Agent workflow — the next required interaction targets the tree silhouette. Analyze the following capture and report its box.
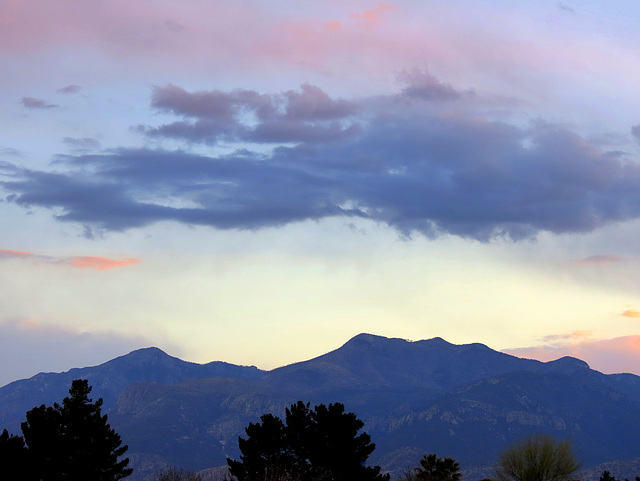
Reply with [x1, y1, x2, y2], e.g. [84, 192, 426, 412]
[0, 428, 31, 477]
[18, 379, 132, 481]
[229, 413, 291, 481]
[406, 454, 461, 481]
[228, 401, 389, 481]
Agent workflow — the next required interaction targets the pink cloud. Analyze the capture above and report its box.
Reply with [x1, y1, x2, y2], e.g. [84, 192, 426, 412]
[0, 0, 628, 105]
[0, 248, 34, 259]
[504, 335, 640, 375]
[69, 256, 140, 271]
[0, 248, 140, 271]
[572, 254, 633, 266]
[325, 21, 343, 31]
[622, 309, 640, 318]
[541, 330, 593, 343]
[350, 3, 398, 28]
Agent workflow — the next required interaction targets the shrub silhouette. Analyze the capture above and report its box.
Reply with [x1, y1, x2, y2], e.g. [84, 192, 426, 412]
[403, 454, 461, 481]
[496, 434, 580, 481]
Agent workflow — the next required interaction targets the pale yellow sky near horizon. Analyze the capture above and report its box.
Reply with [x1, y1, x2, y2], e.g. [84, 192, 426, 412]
[2, 216, 640, 386]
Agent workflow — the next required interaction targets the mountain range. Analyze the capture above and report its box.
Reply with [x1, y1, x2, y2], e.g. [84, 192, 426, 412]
[2, 333, 640, 480]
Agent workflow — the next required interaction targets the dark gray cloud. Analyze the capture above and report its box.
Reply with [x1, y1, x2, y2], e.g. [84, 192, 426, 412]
[4, 82, 640, 241]
[141, 83, 360, 144]
[631, 124, 640, 141]
[57, 85, 82, 94]
[21, 97, 59, 109]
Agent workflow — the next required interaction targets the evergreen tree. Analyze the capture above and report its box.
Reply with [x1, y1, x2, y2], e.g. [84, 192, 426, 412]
[21, 403, 65, 480]
[306, 402, 381, 481]
[228, 401, 389, 481]
[20, 379, 133, 481]
[228, 413, 290, 481]
[0, 428, 31, 477]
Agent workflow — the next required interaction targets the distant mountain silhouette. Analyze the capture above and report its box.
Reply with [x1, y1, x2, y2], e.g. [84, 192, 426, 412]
[0, 346, 263, 432]
[2, 334, 640, 480]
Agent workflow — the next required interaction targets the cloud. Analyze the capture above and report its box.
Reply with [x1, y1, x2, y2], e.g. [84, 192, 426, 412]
[350, 3, 398, 28]
[504, 335, 640, 375]
[541, 330, 593, 343]
[558, 4, 576, 13]
[572, 255, 634, 266]
[0, 147, 22, 157]
[57, 85, 82, 94]
[63, 137, 102, 151]
[622, 309, 640, 318]
[0, 248, 34, 259]
[5, 81, 640, 241]
[0, 248, 140, 271]
[70, 256, 140, 271]
[0, 318, 151, 387]
[20, 97, 58, 109]
[397, 68, 465, 102]
[141, 83, 360, 144]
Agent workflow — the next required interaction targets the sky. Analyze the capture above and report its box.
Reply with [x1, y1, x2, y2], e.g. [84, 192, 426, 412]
[2, 0, 640, 387]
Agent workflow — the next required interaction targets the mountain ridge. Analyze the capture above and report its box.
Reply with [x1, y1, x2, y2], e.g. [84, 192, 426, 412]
[2, 333, 640, 480]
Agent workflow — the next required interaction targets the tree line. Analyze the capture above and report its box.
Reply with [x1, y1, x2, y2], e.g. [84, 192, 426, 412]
[0, 379, 632, 481]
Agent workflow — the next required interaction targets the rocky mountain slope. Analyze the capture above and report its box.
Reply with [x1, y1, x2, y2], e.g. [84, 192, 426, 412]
[2, 334, 640, 480]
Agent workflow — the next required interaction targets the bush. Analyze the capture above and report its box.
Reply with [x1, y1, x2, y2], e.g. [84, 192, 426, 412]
[495, 434, 580, 481]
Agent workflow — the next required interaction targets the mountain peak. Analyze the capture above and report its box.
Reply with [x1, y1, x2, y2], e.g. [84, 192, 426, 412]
[344, 333, 409, 347]
[120, 346, 170, 359]
[545, 355, 591, 373]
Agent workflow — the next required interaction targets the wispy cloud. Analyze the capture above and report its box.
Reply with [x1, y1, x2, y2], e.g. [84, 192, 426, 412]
[63, 137, 102, 151]
[70, 256, 140, 271]
[350, 3, 398, 28]
[622, 309, 640, 318]
[0, 147, 22, 157]
[57, 85, 82, 94]
[20, 97, 58, 109]
[541, 330, 593, 343]
[0, 248, 34, 259]
[572, 255, 634, 266]
[0, 248, 140, 271]
[558, 4, 576, 13]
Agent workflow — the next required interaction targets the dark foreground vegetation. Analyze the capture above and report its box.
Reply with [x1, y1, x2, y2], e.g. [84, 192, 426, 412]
[0, 379, 637, 481]
[0, 379, 131, 480]
[227, 400, 389, 481]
